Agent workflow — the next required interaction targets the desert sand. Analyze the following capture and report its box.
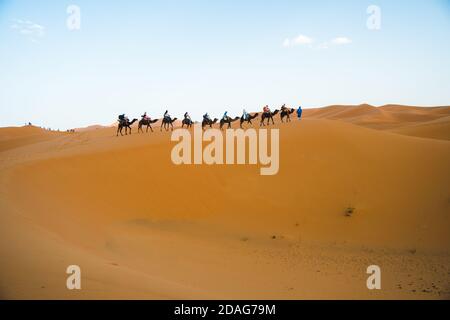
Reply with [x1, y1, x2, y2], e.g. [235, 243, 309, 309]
[0, 104, 449, 299]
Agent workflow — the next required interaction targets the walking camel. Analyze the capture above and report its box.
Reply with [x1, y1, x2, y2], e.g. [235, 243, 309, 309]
[280, 108, 295, 123]
[161, 117, 178, 131]
[182, 118, 194, 129]
[260, 110, 279, 126]
[220, 116, 240, 130]
[138, 118, 159, 133]
[240, 113, 259, 129]
[117, 118, 138, 136]
[202, 118, 218, 130]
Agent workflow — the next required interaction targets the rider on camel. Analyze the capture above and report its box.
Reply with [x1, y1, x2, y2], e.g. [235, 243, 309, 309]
[118, 114, 128, 122]
[222, 111, 229, 122]
[242, 109, 249, 120]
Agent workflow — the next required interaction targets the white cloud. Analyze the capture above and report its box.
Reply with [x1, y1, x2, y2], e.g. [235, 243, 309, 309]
[331, 37, 352, 45]
[10, 19, 45, 40]
[283, 34, 313, 47]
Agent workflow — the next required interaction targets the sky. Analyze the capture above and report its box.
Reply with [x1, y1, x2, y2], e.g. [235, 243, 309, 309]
[0, 0, 450, 129]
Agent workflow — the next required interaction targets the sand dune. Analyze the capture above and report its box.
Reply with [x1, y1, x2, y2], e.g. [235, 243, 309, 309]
[305, 104, 450, 134]
[0, 105, 449, 299]
[387, 116, 450, 141]
[0, 126, 64, 153]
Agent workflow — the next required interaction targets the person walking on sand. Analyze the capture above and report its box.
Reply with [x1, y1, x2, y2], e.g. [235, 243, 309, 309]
[297, 106, 303, 120]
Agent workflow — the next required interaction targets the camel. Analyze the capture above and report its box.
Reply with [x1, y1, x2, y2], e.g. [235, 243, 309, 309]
[240, 113, 259, 129]
[260, 110, 279, 126]
[117, 118, 138, 136]
[138, 118, 159, 133]
[160, 117, 178, 131]
[219, 116, 240, 130]
[280, 108, 295, 123]
[202, 118, 218, 130]
[182, 118, 194, 129]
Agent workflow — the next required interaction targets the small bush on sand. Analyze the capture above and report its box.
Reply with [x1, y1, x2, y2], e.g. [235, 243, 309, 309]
[345, 207, 355, 217]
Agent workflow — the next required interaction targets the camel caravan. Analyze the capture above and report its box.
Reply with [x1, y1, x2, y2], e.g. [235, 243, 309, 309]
[117, 104, 303, 136]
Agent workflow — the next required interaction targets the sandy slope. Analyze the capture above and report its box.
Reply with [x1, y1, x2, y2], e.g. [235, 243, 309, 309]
[0, 105, 449, 299]
[305, 104, 450, 137]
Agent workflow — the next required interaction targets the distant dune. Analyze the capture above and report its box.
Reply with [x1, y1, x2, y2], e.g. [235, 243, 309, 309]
[74, 124, 114, 132]
[305, 104, 450, 135]
[0, 104, 449, 299]
[0, 126, 61, 153]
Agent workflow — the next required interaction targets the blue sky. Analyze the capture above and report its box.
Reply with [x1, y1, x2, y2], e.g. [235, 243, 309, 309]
[0, 0, 449, 129]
